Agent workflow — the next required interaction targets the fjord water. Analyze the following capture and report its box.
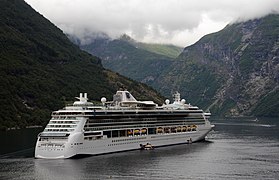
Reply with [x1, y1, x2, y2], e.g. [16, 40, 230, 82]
[0, 118, 278, 179]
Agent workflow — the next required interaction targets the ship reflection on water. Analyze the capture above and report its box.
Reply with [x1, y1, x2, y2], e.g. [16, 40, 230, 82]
[33, 141, 213, 179]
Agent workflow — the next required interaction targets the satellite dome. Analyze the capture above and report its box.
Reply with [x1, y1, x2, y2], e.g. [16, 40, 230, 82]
[165, 99, 170, 105]
[101, 97, 107, 105]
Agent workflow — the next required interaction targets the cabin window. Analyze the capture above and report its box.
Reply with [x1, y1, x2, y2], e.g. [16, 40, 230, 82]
[112, 130, 118, 138]
[125, 92, 130, 99]
[120, 130, 126, 137]
[148, 128, 156, 134]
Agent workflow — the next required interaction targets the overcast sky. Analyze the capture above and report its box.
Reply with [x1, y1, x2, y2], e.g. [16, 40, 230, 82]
[25, 0, 279, 47]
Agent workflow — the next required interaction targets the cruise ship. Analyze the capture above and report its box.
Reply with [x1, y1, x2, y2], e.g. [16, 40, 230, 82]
[35, 91, 214, 159]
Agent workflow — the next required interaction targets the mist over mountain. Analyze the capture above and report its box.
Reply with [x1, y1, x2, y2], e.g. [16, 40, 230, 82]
[25, 0, 279, 47]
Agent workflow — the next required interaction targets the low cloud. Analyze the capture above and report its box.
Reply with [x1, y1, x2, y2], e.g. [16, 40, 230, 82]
[25, 0, 279, 46]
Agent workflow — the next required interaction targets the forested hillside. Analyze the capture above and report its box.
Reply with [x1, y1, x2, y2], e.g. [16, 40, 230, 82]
[74, 34, 181, 85]
[0, 0, 164, 130]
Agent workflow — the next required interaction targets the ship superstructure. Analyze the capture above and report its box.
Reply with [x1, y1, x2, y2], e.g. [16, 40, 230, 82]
[35, 91, 214, 159]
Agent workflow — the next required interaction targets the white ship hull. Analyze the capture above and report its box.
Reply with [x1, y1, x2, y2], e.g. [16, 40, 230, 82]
[35, 124, 213, 159]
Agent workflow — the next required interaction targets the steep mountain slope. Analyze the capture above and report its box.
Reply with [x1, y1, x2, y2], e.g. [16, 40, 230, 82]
[77, 14, 279, 117]
[77, 34, 180, 85]
[0, 0, 164, 130]
[156, 14, 279, 117]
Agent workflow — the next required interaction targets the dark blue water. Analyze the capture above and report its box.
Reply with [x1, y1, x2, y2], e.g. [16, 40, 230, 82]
[0, 118, 278, 179]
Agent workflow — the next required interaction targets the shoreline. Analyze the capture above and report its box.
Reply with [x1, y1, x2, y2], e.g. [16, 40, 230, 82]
[5, 125, 43, 131]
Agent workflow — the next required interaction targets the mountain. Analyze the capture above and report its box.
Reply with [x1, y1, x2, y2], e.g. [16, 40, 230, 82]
[75, 34, 182, 85]
[118, 34, 182, 58]
[0, 0, 164, 130]
[78, 14, 279, 117]
[156, 14, 279, 117]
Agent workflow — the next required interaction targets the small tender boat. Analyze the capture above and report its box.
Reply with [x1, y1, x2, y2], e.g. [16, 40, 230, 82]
[140, 143, 154, 150]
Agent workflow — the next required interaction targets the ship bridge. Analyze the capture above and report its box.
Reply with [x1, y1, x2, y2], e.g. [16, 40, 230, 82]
[108, 90, 157, 109]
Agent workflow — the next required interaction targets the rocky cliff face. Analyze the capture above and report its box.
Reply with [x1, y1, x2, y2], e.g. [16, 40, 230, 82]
[156, 14, 279, 117]
[74, 14, 279, 117]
